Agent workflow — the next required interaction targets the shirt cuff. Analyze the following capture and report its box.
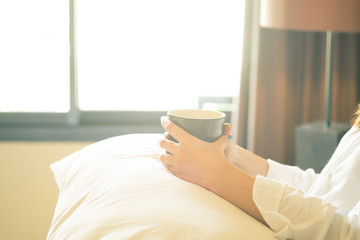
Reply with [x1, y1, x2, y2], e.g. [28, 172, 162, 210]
[253, 176, 292, 235]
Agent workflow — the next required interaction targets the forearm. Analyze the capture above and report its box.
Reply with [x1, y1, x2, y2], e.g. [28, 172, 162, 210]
[224, 143, 269, 178]
[206, 161, 267, 225]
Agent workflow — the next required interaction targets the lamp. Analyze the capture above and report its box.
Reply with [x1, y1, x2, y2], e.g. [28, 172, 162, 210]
[260, 0, 360, 128]
[259, 0, 360, 171]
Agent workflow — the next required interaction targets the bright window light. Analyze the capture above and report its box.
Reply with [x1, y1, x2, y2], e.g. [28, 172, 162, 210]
[77, 0, 245, 111]
[0, 0, 244, 113]
[0, 0, 69, 112]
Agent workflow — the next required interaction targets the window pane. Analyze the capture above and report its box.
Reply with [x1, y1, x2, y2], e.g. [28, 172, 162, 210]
[77, 0, 244, 111]
[0, 0, 69, 112]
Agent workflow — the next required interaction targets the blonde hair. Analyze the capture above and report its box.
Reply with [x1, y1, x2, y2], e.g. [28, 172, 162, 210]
[352, 104, 360, 128]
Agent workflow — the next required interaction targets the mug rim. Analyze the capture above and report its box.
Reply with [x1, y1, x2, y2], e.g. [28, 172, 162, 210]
[167, 109, 226, 120]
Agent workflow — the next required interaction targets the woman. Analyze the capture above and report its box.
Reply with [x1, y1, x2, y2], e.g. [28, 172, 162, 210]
[159, 105, 360, 240]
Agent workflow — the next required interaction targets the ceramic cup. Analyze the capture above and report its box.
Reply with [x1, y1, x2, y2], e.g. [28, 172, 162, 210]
[167, 109, 226, 142]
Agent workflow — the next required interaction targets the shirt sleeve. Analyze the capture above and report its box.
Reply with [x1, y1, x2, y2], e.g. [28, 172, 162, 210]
[266, 159, 319, 193]
[253, 176, 360, 240]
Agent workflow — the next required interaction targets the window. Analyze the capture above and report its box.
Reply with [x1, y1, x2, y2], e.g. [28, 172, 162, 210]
[0, 0, 245, 140]
[0, 0, 69, 112]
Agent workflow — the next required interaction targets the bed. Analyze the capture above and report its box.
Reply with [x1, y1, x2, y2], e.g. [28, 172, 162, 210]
[46, 133, 275, 239]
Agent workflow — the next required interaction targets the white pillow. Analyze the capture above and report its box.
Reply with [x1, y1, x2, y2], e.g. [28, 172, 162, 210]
[47, 134, 275, 240]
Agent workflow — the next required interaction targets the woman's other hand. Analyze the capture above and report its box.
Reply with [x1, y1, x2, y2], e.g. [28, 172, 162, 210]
[159, 117, 232, 190]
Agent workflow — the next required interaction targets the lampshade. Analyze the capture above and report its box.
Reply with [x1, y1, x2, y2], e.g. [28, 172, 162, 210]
[260, 0, 360, 32]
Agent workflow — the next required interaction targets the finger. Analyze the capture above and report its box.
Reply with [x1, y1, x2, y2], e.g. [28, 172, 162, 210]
[163, 161, 177, 174]
[163, 132, 171, 140]
[223, 123, 232, 136]
[158, 135, 178, 154]
[160, 151, 176, 168]
[160, 117, 195, 143]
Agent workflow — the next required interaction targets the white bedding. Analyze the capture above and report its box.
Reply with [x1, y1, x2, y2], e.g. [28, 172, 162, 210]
[47, 134, 275, 239]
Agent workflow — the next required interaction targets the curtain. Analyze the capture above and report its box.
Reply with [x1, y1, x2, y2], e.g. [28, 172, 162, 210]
[235, 0, 360, 165]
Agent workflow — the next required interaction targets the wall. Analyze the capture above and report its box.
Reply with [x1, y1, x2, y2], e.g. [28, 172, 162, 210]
[0, 142, 91, 240]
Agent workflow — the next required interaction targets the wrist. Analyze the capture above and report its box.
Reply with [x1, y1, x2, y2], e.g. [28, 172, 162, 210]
[206, 160, 235, 194]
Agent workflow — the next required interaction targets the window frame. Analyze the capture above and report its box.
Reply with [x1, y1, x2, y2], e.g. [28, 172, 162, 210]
[0, 0, 233, 141]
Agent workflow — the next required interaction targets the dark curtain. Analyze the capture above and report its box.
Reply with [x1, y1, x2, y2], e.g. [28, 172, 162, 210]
[235, 0, 360, 165]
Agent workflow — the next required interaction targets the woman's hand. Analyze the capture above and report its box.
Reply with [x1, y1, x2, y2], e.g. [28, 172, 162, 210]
[159, 117, 232, 189]
[159, 117, 267, 224]
[159, 117, 266, 224]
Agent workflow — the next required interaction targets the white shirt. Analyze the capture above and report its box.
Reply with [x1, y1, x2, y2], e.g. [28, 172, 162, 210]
[253, 126, 360, 240]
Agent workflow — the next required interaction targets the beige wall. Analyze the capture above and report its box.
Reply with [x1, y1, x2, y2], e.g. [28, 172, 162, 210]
[0, 142, 91, 240]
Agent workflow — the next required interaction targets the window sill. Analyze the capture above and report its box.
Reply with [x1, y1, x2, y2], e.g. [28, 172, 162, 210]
[0, 109, 232, 141]
[0, 124, 164, 141]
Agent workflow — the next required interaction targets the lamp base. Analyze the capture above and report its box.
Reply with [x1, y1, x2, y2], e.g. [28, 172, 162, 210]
[294, 121, 350, 173]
